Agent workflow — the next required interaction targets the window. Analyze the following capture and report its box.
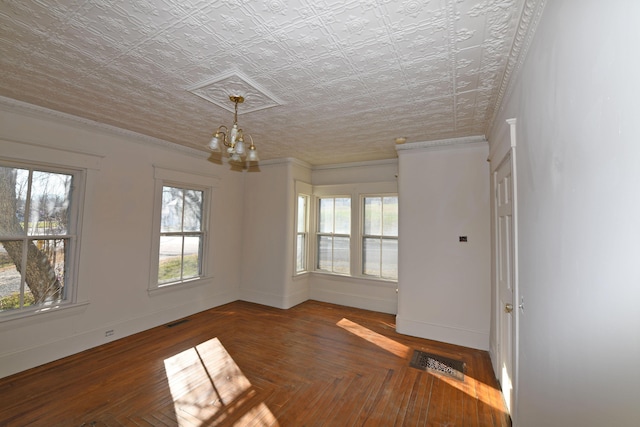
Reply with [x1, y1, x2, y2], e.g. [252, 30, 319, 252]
[316, 197, 351, 275]
[157, 185, 204, 286]
[0, 163, 81, 313]
[362, 196, 398, 280]
[150, 166, 214, 291]
[310, 182, 398, 282]
[295, 194, 309, 273]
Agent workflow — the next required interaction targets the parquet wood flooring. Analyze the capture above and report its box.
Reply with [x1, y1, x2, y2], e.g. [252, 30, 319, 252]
[0, 300, 510, 426]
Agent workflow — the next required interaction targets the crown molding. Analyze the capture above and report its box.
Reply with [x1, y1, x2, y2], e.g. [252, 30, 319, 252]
[395, 135, 487, 154]
[311, 158, 398, 172]
[487, 0, 547, 138]
[0, 96, 209, 159]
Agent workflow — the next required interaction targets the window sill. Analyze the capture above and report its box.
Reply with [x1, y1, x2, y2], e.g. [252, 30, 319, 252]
[0, 300, 90, 329]
[310, 271, 398, 287]
[148, 276, 213, 296]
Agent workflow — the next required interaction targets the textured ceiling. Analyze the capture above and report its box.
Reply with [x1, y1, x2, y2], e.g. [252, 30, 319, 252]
[0, 0, 539, 166]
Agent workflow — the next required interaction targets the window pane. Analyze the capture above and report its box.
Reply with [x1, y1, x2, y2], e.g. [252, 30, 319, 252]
[28, 239, 66, 304]
[382, 197, 398, 236]
[296, 234, 306, 272]
[333, 236, 350, 274]
[364, 197, 382, 235]
[334, 198, 351, 234]
[363, 237, 381, 276]
[161, 187, 183, 232]
[0, 241, 22, 312]
[158, 235, 183, 284]
[297, 196, 307, 233]
[28, 171, 72, 235]
[28, 171, 72, 236]
[182, 236, 201, 279]
[318, 199, 334, 233]
[0, 238, 67, 310]
[183, 190, 203, 232]
[381, 239, 398, 280]
[0, 167, 28, 237]
[317, 235, 332, 271]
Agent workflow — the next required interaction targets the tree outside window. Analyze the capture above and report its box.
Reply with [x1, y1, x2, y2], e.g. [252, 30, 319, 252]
[0, 165, 75, 312]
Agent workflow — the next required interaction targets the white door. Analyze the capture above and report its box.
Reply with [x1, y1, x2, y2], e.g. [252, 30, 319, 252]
[495, 154, 515, 414]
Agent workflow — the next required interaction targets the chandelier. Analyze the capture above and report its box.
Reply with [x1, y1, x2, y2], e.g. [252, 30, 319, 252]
[208, 95, 259, 163]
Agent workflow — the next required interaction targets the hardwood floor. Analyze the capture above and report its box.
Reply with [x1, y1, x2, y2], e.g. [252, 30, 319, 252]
[0, 300, 510, 426]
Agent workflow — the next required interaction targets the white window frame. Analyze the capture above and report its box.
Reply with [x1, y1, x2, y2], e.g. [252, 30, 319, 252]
[361, 194, 399, 280]
[294, 181, 312, 275]
[0, 153, 93, 322]
[310, 182, 398, 282]
[315, 194, 352, 276]
[149, 166, 216, 293]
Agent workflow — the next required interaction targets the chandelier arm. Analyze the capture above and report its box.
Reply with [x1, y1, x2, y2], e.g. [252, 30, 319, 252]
[218, 131, 228, 146]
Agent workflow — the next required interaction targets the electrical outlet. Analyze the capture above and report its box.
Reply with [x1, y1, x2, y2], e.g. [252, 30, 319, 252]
[105, 329, 114, 337]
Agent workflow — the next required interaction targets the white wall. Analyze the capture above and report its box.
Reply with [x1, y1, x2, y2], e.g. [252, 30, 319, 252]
[240, 159, 311, 309]
[396, 140, 491, 350]
[0, 100, 244, 378]
[488, 1, 640, 425]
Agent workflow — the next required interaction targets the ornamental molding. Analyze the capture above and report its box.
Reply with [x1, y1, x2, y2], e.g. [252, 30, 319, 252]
[395, 135, 488, 154]
[186, 71, 283, 114]
[488, 0, 547, 136]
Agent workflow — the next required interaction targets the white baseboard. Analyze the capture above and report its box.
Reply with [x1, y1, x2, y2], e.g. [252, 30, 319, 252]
[310, 287, 397, 314]
[240, 288, 288, 309]
[396, 315, 489, 351]
[0, 290, 237, 379]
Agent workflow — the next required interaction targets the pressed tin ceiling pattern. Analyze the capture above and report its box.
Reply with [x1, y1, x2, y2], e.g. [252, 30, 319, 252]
[0, 0, 542, 165]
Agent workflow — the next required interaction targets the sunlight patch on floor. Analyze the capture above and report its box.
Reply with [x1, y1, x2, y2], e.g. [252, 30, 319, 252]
[337, 317, 509, 416]
[163, 337, 279, 426]
[337, 318, 411, 358]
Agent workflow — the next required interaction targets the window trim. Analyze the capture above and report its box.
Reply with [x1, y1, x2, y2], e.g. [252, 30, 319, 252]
[294, 181, 312, 276]
[295, 195, 309, 274]
[148, 166, 217, 293]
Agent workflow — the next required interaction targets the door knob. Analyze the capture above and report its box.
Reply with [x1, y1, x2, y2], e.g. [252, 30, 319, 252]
[505, 303, 513, 313]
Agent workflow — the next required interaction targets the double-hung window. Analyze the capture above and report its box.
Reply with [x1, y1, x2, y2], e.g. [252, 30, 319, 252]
[0, 163, 82, 313]
[316, 197, 351, 275]
[150, 167, 212, 291]
[295, 194, 309, 274]
[309, 182, 398, 281]
[158, 185, 204, 285]
[362, 196, 398, 280]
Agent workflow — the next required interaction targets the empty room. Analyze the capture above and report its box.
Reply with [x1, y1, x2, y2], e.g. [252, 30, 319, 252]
[1, 1, 638, 426]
